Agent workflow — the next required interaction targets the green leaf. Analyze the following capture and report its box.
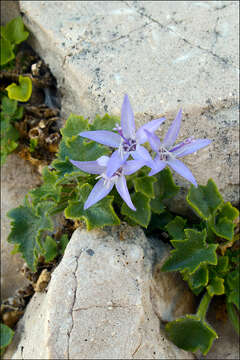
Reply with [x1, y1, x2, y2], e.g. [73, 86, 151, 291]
[166, 216, 187, 240]
[6, 75, 32, 102]
[29, 138, 38, 153]
[60, 113, 88, 138]
[207, 276, 225, 297]
[2, 16, 29, 46]
[65, 184, 120, 230]
[121, 192, 151, 228]
[161, 229, 218, 274]
[90, 113, 119, 131]
[216, 256, 229, 274]
[165, 315, 218, 355]
[154, 167, 179, 200]
[7, 201, 54, 271]
[147, 211, 174, 232]
[183, 265, 209, 292]
[0, 36, 15, 65]
[1, 96, 17, 115]
[30, 167, 62, 205]
[0, 323, 14, 350]
[133, 175, 157, 198]
[43, 236, 58, 262]
[210, 203, 239, 241]
[187, 179, 223, 220]
[150, 197, 165, 214]
[59, 234, 69, 255]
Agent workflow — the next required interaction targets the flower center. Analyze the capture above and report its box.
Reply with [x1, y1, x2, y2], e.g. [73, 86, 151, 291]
[96, 167, 123, 188]
[158, 146, 174, 161]
[113, 124, 137, 155]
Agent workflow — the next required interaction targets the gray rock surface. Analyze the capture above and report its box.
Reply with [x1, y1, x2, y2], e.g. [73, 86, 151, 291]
[5, 225, 195, 359]
[1, 154, 41, 300]
[18, 0, 239, 206]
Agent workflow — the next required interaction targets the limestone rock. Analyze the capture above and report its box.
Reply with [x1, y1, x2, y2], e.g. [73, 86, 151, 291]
[1, 154, 41, 301]
[6, 225, 195, 359]
[18, 1, 239, 205]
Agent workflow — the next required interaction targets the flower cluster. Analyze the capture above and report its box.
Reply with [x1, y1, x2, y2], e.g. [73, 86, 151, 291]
[70, 94, 211, 211]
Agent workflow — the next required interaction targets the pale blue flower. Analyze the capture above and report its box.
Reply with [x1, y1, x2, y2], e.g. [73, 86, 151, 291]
[145, 109, 212, 187]
[79, 94, 165, 177]
[70, 155, 146, 210]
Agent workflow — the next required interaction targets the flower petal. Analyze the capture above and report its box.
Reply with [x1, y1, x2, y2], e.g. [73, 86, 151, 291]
[116, 175, 136, 211]
[136, 117, 165, 144]
[123, 159, 147, 175]
[163, 109, 182, 148]
[96, 155, 110, 167]
[148, 158, 166, 176]
[144, 129, 161, 152]
[121, 94, 135, 139]
[105, 150, 129, 178]
[70, 159, 105, 174]
[167, 158, 197, 187]
[173, 139, 212, 158]
[132, 145, 152, 163]
[84, 178, 114, 210]
[79, 130, 121, 147]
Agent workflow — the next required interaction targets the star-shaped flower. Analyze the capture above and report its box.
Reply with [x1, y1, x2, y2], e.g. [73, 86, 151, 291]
[78, 94, 165, 177]
[70, 155, 146, 210]
[145, 109, 212, 187]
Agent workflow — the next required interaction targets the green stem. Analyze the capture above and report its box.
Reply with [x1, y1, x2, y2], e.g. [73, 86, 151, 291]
[196, 292, 212, 320]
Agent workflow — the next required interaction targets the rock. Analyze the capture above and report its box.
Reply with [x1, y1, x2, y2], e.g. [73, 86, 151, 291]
[1, 154, 41, 301]
[18, 1, 239, 206]
[5, 225, 195, 359]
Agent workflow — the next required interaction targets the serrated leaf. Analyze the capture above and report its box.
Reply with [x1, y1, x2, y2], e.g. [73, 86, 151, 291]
[65, 184, 120, 230]
[7, 201, 54, 271]
[90, 113, 119, 131]
[1, 96, 17, 115]
[216, 256, 229, 273]
[187, 179, 223, 220]
[0, 36, 15, 65]
[154, 167, 179, 200]
[207, 276, 225, 296]
[2, 16, 29, 46]
[183, 264, 209, 291]
[0, 323, 14, 350]
[147, 211, 174, 232]
[43, 236, 58, 262]
[166, 216, 187, 240]
[150, 198, 165, 214]
[6, 75, 32, 102]
[133, 175, 157, 198]
[121, 192, 151, 228]
[165, 315, 218, 355]
[161, 229, 218, 274]
[210, 203, 239, 241]
[30, 167, 62, 205]
[60, 114, 88, 138]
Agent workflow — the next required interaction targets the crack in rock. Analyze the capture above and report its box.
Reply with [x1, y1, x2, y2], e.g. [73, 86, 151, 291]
[66, 252, 82, 360]
[123, 1, 238, 71]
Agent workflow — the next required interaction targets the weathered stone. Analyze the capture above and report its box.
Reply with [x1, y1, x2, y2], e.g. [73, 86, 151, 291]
[1, 154, 41, 301]
[18, 1, 239, 206]
[6, 225, 195, 359]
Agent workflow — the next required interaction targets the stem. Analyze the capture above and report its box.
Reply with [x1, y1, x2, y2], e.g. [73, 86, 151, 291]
[196, 292, 212, 320]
